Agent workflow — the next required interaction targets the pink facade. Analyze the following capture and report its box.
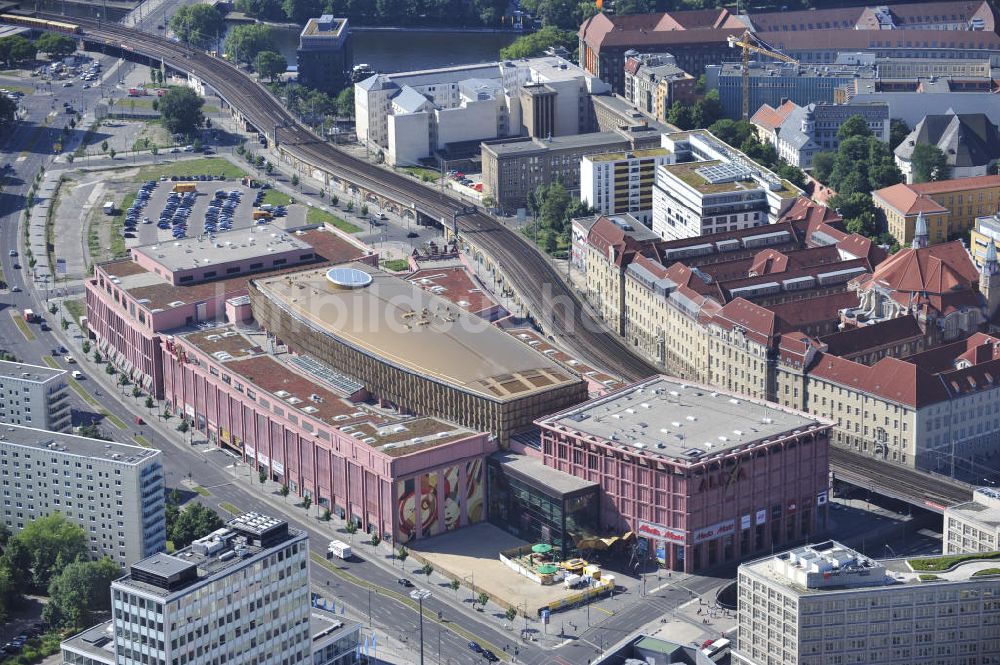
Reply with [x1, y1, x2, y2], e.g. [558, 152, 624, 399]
[537, 381, 832, 574]
[161, 335, 495, 543]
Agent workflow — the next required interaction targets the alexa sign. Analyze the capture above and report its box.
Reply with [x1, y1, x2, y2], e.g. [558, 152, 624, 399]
[637, 520, 686, 544]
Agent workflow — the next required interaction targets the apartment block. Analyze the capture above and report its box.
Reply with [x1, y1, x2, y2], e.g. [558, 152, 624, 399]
[944, 487, 1000, 554]
[0, 360, 70, 432]
[0, 424, 164, 567]
[651, 130, 801, 241]
[536, 376, 832, 573]
[85, 225, 374, 397]
[580, 147, 670, 225]
[873, 175, 1000, 246]
[734, 540, 1000, 665]
[622, 52, 696, 122]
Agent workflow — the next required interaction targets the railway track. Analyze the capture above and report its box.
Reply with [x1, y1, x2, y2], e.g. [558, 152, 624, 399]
[62, 15, 660, 382]
[830, 447, 970, 510]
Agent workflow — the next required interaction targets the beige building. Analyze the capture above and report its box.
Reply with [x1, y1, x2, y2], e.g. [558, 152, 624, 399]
[580, 148, 670, 225]
[735, 540, 1000, 665]
[944, 487, 1000, 555]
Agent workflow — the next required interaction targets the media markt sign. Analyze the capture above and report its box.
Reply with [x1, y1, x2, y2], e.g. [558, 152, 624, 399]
[637, 520, 686, 545]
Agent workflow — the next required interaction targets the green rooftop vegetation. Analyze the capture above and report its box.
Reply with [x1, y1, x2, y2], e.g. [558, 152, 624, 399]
[918, 574, 940, 581]
[972, 568, 1000, 577]
[908, 551, 1000, 572]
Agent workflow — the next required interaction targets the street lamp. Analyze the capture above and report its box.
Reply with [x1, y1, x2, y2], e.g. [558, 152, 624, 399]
[409, 589, 431, 665]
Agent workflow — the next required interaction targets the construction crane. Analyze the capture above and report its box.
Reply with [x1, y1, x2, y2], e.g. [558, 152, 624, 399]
[727, 30, 799, 120]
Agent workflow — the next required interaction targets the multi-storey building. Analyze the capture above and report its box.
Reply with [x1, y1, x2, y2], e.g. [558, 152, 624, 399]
[0, 360, 70, 432]
[734, 540, 1000, 665]
[751, 102, 889, 168]
[355, 54, 610, 166]
[481, 124, 663, 211]
[580, 148, 670, 225]
[943, 487, 1000, 554]
[85, 225, 374, 397]
[248, 263, 587, 447]
[651, 130, 801, 241]
[0, 425, 164, 567]
[582, 1, 1000, 94]
[622, 52, 696, 122]
[536, 376, 832, 573]
[117, 513, 309, 665]
[296, 15, 352, 94]
[873, 174, 1000, 245]
[161, 323, 496, 545]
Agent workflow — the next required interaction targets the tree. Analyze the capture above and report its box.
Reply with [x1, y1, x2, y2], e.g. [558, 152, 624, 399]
[43, 558, 120, 630]
[108, 148, 116, 160]
[255, 50, 286, 82]
[77, 423, 111, 441]
[224, 24, 276, 67]
[449, 579, 460, 597]
[321, 508, 331, 522]
[0, 35, 36, 66]
[35, 33, 76, 58]
[1, 513, 88, 593]
[331, 194, 339, 206]
[291, 174, 300, 188]
[159, 87, 205, 135]
[420, 563, 433, 578]
[259, 468, 268, 485]
[336, 87, 354, 118]
[345, 522, 358, 541]
[370, 533, 381, 547]
[170, 503, 223, 549]
[709, 119, 755, 148]
[236, 0, 286, 20]
[280, 484, 290, 501]
[145, 396, 155, 410]
[836, 114, 873, 141]
[692, 90, 724, 128]
[667, 100, 695, 130]
[82, 341, 91, 354]
[477, 591, 490, 609]
[100, 140, 108, 153]
[911, 143, 951, 183]
[397, 546, 408, 569]
[302, 495, 312, 511]
[505, 607, 518, 622]
[283, 0, 325, 23]
[361, 203, 369, 216]
[346, 201, 354, 212]
[889, 119, 909, 150]
[169, 4, 224, 48]
[0, 564, 15, 626]
[499, 26, 576, 60]
[811, 151, 836, 184]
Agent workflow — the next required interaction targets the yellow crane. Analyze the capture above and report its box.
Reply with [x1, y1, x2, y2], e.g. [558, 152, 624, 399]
[727, 30, 799, 120]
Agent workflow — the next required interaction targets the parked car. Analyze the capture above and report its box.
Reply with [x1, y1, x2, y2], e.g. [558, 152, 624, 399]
[397, 578, 413, 587]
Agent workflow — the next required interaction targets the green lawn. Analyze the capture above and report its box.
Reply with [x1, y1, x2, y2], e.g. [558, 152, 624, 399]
[909, 551, 1000, 572]
[381, 258, 410, 272]
[972, 568, 1000, 577]
[309, 206, 360, 233]
[137, 157, 246, 181]
[193, 485, 211, 497]
[10, 311, 34, 341]
[64, 299, 85, 327]
[220, 502, 241, 516]
[402, 166, 441, 182]
[260, 188, 293, 207]
[111, 192, 135, 258]
[100, 409, 128, 430]
[68, 377, 98, 406]
[918, 574, 940, 581]
[133, 434, 151, 448]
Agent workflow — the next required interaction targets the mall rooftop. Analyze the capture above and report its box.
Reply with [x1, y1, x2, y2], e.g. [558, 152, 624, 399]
[539, 376, 823, 462]
[250, 263, 580, 402]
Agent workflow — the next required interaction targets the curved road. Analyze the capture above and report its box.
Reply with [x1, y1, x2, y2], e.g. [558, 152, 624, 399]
[51, 13, 659, 382]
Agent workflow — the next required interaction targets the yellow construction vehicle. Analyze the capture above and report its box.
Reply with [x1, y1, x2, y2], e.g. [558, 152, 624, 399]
[727, 30, 799, 120]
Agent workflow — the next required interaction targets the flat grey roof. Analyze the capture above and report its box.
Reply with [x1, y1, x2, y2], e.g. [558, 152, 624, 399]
[0, 423, 158, 466]
[132, 224, 313, 274]
[541, 376, 822, 461]
[131, 552, 195, 579]
[0, 359, 65, 384]
[494, 451, 598, 495]
[485, 132, 629, 157]
[60, 620, 115, 664]
[947, 500, 1000, 528]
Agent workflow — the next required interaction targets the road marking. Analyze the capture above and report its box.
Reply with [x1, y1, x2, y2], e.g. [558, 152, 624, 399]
[592, 605, 613, 616]
[10, 311, 34, 341]
[15, 155, 26, 162]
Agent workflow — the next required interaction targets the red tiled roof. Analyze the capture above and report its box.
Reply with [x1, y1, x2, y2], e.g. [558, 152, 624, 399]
[819, 315, 924, 358]
[586, 216, 659, 269]
[859, 241, 979, 296]
[911, 174, 1000, 196]
[874, 183, 954, 215]
[750, 100, 798, 131]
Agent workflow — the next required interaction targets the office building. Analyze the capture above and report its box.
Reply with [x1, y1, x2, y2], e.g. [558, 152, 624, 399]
[248, 263, 587, 446]
[895, 112, 1000, 183]
[622, 52, 696, 122]
[536, 376, 832, 573]
[110, 513, 310, 665]
[651, 130, 801, 241]
[943, 487, 1000, 554]
[297, 15, 352, 94]
[0, 424, 164, 567]
[580, 147, 670, 225]
[0, 360, 70, 432]
[734, 540, 1000, 665]
[161, 323, 496, 545]
[972, 211, 1000, 267]
[482, 124, 663, 211]
[581, 1, 1000, 94]
[872, 175, 1000, 246]
[752, 102, 889, 169]
[355, 54, 611, 166]
[86, 225, 375, 397]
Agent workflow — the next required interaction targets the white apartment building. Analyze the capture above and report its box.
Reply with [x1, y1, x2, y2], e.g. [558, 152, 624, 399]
[0, 424, 165, 567]
[735, 540, 1000, 665]
[652, 130, 801, 241]
[355, 54, 610, 166]
[580, 148, 670, 226]
[104, 513, 311, 665]
[0, 359, 71, 432]
[944, 487, 1000, 554]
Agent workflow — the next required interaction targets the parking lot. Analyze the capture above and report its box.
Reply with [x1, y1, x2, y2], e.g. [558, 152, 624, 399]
[121, 179, 292, 246]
